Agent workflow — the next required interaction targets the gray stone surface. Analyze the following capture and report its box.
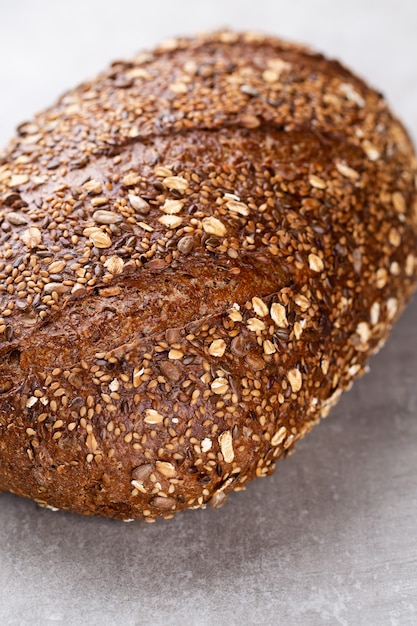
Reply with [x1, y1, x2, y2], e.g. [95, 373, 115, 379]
[0, 2, 416, 624]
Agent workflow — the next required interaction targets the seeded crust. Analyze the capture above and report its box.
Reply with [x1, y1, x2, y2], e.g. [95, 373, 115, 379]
[0, 31, 416, 521]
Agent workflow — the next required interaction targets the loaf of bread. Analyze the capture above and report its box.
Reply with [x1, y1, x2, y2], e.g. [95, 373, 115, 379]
[0, 31, 416, 521]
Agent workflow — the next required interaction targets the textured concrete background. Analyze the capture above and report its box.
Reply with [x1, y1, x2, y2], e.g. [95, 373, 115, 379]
[1, 1, 417, 624]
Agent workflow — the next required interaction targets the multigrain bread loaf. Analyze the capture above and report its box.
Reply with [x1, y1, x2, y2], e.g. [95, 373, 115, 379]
[0, 31, 416, 521]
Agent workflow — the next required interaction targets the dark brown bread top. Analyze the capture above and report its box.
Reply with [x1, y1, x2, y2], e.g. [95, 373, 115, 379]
[0, 31, 416, 520]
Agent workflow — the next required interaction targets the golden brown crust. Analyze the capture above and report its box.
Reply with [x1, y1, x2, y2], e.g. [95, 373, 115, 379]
[0, 31, 416, 520]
